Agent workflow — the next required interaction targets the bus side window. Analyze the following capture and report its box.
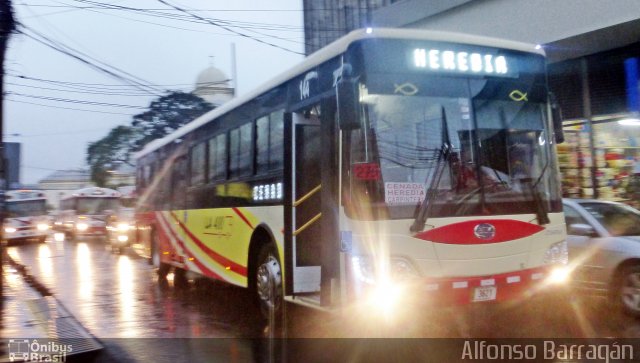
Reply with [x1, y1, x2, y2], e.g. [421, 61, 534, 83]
[172, 156, 187, 209]
[208, 133, 227, 182]
[270, 109, 284, 171]
[256, 115, 270, 174]
[229, 123, 253, 179]
[256, 109, 285, 175]
[190, 142, 206, 186]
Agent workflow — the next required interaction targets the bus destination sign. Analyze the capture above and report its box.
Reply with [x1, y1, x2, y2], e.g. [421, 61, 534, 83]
[412, 48, 516, 77]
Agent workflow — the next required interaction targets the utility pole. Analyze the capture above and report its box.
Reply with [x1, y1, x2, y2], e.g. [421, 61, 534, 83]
[0, 0, 16, 308]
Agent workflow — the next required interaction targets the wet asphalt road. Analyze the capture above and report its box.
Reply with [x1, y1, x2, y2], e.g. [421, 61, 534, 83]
[7, 236, 640, 361]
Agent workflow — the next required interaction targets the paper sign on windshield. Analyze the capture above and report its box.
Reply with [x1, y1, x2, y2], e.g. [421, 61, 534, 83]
[385, 182, 426, 205]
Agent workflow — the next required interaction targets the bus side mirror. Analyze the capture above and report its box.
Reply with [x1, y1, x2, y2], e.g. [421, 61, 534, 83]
[336, 79, 361, 130]
[549, 92, 564, 144]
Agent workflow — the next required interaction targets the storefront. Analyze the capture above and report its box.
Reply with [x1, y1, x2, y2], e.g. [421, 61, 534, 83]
[551, 41, 640, 205]
[559, 116, 640, 206]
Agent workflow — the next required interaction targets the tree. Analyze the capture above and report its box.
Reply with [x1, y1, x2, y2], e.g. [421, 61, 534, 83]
[131, 91, 214, 150]
[86, 92, 213, 186]
[87, 125, 136, 187]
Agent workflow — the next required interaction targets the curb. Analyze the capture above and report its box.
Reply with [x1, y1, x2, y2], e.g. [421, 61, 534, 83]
[1, 253, 103, 361]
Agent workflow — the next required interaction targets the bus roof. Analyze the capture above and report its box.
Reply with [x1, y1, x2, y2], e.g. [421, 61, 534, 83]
[61, 186, 121, 199]
[134, 28, 544, 160]
[5, 190, 46, 201]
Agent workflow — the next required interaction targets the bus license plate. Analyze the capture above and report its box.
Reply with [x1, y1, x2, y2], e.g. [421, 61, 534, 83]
[473, 286, 497, 302]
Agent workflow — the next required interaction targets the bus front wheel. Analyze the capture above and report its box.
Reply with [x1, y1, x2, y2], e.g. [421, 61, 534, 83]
[254, 243, 283, 319]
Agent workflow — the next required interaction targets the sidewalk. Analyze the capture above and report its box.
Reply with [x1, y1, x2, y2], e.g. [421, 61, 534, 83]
[0, 256, 102, 362]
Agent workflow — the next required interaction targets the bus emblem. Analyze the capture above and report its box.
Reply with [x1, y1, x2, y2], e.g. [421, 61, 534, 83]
[474, 223, 496, 240]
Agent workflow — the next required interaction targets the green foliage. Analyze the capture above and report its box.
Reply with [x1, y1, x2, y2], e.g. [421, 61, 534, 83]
[87, 125, 135, 187]
[86, 91, 213, 186]
[131, 92, 214, 151]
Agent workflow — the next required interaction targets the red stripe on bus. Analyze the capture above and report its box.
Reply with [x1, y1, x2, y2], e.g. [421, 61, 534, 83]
[156, 213, 224, 280]
[232, 207, 254, 229]
[170, 212, 248, 277]
[414, 219, 544, 244]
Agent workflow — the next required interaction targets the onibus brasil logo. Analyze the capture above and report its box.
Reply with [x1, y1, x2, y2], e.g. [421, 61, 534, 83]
[7, 339, 72, 362]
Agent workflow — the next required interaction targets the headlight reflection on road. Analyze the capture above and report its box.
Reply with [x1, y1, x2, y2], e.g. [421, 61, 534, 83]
[77, 243, 93, 301]
[37, 244, 53, 282]
[118, 255, 140, 337]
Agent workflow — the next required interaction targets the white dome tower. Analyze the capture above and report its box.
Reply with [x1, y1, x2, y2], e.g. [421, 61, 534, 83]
[193, 62, 234, 107]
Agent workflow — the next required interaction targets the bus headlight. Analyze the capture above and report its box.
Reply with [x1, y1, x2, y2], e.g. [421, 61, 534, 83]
[37, 223, 50, 231]
[116, 223, 130, 232]
[4, 227, 16, 233]
[544, 241, 568, 265]
[76, 223, 89, 231]
[351, 256, 419, 284]
[548, 266, 571, 284]
[369, 280, 403, 318]
[351, 256, 375, 284]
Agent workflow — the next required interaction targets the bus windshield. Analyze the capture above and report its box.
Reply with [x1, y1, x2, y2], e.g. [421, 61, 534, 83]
[6, 200, 47, 217]
[76, 197, 120, 215]
[344, 77, 562, 220]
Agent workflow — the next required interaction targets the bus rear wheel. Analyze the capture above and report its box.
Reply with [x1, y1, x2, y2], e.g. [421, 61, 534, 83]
[254, 243, 283, 319]
[151, 231, 170, 279]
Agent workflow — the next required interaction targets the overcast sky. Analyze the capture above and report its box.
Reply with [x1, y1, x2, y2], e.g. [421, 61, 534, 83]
[4, 0, 304, 184]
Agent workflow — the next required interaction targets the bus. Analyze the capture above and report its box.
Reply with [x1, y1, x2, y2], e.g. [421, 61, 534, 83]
[57, 186, 122, 240]
[3, 190, 50, 244]
[133, 28, 569, 321]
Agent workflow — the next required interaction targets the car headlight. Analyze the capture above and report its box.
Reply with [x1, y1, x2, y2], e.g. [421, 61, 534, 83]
[544, 241, 568, 265]
[76, 223, 89, 231]
[117, 223, 130, 232]
[37, 223, 50, 231]
[4, 227, 16, 233]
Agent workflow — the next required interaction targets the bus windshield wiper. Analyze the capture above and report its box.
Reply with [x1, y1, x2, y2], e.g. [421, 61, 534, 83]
[410, 107, 452, 233]
[527, 154, 550, 225]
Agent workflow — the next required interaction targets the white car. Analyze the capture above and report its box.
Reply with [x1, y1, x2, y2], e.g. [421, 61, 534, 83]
[563, 198, 640, 317]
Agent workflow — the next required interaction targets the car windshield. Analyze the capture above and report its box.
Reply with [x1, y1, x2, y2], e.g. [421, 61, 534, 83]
[580, 202, 640, 236]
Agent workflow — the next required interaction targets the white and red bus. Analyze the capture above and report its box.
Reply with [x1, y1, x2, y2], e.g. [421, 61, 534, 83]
[134, 28, 569, 321]
[57, 187, 122, 240]
[3, 190, 50, 244]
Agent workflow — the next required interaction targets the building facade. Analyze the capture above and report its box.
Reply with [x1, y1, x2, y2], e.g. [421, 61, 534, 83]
[37, 169, 93, 210]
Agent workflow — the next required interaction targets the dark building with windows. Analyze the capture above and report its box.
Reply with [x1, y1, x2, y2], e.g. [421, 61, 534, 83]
[302, 0, 400, 55]
[5, 142, 20, 189]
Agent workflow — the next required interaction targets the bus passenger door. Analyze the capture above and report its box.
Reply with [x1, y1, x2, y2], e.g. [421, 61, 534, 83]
[289, 111, 322, 296]
[169, 155, 188, 266]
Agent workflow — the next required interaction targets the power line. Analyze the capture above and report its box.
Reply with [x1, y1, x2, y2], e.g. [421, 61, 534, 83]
[156, 0, 304, 55]
[6, 81, 165, 96]
[8, 91, 148, 109]
[16, 23, 167, 96]
[9, 74, 206, 88]
[6, 98, 139, 115]
[6, 127, 116, 137]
